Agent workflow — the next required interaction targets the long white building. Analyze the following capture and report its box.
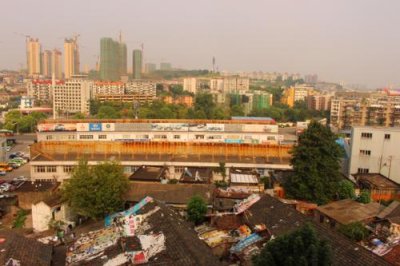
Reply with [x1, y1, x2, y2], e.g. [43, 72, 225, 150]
[53, 79, 93, 115]
[349, 126, 400, 183]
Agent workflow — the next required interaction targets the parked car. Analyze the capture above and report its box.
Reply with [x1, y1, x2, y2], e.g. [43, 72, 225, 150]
[13, 176, 27, 182]
[0, 171, 6, 176]
[8, 163, 19, 169]
[5, 146, 11, 152]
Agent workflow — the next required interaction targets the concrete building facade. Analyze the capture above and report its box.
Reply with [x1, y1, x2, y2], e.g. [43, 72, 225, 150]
[53, 79, 93, 115]
[349, 127, 400, 183]
[27, 38, 41, 77]
[132, 49, 143, 79]
[64, 38, 80, 79]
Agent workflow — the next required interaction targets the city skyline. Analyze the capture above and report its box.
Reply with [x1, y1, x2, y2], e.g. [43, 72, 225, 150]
[1, 0, 400, 88]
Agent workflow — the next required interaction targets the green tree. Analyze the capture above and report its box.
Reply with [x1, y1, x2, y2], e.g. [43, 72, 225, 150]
[231, 105, 245, 116]
[61, 160, 129, 220]
[253, 224, 331, 266]
[284, 121, 343, 204]
[337, 180, 355, 200]
[187, 195, 207, 224]
[357, 190, 371, 204]
[338, 222, 369, 242]
[97, 106, 120, 119]
[72, 112, 86, 119]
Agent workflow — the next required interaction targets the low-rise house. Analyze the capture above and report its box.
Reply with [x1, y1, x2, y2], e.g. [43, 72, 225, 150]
[377, 201, 400, 238]
[129, 166, 168, 182]
[242, 195, 390, 266]
[180, 167, 212, 184]
[12, 180, 60, 209]
[0, 230, 53, 266]
[315, 199, 383, 228]
[66, 197, 223, 265]
[32, 195, 76, 232]
[354, 173, 400, 202]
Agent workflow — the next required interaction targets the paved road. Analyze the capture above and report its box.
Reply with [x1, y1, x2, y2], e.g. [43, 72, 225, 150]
[2, 142, 32, 182]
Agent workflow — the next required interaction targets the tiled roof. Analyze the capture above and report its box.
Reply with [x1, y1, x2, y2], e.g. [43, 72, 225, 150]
[137, 201, 224, 265]
[316, 199, 383, 225]
[243, 195, 390, 266]
[126, 182, 214, 205]
[377, 201, 400, 223]
[0, 230, 53, 266]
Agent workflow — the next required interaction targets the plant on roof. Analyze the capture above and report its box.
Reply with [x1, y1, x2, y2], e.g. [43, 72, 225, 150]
[284, 121, 343, 204]
[12, 209, 28, 228]
[356, 190, 371, 204]
[61, 160, 129, 220]
[187, 195, 207, 225]
[252, 223, 332, 266]
[338, 222, 370, 242]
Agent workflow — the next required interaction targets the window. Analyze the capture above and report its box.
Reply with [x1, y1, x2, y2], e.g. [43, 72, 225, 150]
[195, 135, 204, 139]
[79, 135, 94, 140]
[360, 150, 371, 156]
[385, 134, 391, 140]
[47, 166, 57, 173]
[154, 135, 167, 139]
[35, 166, 46, 173]
[173, 135, 180, 139]
[46, 135, 53, 140]
[98, 135, 107, 139]
[361, 132, 373, 139]
[357, 168, 369, 174]
[63, 166, 74, 173]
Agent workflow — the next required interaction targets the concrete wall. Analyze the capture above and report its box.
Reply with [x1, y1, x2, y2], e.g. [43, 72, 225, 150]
[349, 127, 400, 183]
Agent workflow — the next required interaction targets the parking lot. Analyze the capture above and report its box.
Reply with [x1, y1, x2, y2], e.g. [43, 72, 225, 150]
[2, 140, 34, 182]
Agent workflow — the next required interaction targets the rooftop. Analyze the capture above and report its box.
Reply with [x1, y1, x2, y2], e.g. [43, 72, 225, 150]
[180, 167, 212, 183]
[13, 180, 59, 193]
[377, 201, 400, 224]
[230, 173, 259, 184]
[0, 230, 53, 266]
[243, 195, 390, 266]
[316, 199, 383, 225]
[129, 166, 166, 182]
[66, 198, 223, 266]
[41, 117, 276, 125]
[354, 173, 400, 190]
[126, 182, 214, 205]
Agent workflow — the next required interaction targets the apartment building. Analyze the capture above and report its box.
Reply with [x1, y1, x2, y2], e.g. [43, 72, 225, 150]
[349, 127, 400, 183]
[93, 81, 156, 103]
[53, 79, 93, 115]
[27, 80, 64, 104]
[307, 95, 332, 111]
[330, 97, 400, 130]
[281, 85, 314, 107]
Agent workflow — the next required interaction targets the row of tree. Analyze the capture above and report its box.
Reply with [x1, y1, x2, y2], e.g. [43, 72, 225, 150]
[3, 110, 47, 133]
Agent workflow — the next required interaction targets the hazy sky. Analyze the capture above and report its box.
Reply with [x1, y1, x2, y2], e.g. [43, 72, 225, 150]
[1, 0, 399, 88]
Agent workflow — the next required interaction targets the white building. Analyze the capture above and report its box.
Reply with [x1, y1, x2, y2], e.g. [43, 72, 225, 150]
[53, 79, 93, 115]
[349, 126, 400, 183]
[32, 197, 76, 232]
[183, 78, 198, 94]
[19, 96, 35, 109]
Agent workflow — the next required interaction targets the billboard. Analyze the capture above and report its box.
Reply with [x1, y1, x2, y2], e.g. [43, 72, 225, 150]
[102, 123, 115, 132]
[89, 123, 102, 131]
[37, 123, 77, 132]
[77, 123, 89, 132]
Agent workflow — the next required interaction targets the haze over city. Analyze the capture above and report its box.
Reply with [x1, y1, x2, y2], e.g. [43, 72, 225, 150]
[1, 0, 400, 88]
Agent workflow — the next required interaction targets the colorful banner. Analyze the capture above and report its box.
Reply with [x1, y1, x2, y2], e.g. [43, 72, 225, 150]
[105, 196, 153, 227]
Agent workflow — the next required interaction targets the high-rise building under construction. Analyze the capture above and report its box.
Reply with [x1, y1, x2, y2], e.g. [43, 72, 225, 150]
[132, 49, 142, 79]
[99, 37, 127, 81]
[27, 38, 41, 77]
[64, 37, 80, 79]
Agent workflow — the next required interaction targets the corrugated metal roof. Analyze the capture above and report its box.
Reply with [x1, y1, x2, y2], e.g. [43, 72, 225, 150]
[230, 173, 258, 184]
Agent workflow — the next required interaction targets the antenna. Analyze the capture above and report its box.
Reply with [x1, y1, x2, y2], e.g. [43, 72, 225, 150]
[212, 56, 215, 73]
